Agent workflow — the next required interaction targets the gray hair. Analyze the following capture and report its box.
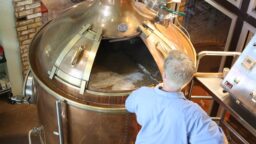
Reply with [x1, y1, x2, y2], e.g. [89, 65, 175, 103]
[164, 50, 196, 89]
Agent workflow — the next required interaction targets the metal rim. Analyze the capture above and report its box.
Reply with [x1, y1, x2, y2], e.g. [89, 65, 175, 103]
[171, 23, 197, 65]
[22, 70, 31, 96]
[31, 69, 127, 113]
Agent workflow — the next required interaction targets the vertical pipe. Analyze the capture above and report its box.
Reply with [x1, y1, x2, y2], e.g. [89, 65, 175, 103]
[56, 100, 64, 144]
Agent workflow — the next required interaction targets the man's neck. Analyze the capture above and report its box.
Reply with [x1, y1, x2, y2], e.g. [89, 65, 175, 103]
[162, 83, 181, 92]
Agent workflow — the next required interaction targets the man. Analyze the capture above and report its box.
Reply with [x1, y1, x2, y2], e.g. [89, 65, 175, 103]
[125, 50, 226, 144]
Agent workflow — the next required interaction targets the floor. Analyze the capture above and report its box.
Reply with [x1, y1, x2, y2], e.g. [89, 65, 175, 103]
[0, 93, 40, 144]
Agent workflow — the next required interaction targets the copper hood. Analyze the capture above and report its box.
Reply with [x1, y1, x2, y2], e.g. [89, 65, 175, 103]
[27, 0, 196, 143]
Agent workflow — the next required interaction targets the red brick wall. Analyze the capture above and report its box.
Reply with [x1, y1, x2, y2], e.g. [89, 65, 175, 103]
[13, 0, 43, 78]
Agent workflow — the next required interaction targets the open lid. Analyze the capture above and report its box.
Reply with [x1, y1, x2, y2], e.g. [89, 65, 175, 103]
[29, 0, 157, 94]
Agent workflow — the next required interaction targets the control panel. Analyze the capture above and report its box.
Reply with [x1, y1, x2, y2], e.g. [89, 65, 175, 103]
[222, 35, 256, 116]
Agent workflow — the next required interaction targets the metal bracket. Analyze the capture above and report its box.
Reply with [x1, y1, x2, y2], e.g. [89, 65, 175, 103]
[80, 28, 102, 94]
[56, 100, 64, 144]
[139, 21, 174, 57]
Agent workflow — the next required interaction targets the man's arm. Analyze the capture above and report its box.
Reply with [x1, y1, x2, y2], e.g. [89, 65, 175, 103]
[188, 105, 226, 144]
[125, 89, 140, 113]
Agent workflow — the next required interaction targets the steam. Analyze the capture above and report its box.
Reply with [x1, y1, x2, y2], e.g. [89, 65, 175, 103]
[90, 71, 144, 90]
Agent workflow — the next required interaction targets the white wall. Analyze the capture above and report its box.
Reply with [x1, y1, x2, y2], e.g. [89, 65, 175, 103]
[0, 0, 23, 96]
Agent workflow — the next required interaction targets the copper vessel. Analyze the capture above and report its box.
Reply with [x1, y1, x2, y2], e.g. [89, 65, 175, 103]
[27, 0, 196, 144]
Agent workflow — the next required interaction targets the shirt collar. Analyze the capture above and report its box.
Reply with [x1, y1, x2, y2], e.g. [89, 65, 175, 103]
[154, 83, 186, 99]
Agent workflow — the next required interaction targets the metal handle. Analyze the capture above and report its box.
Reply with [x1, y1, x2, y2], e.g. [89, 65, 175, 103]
[188, 51, 241, 99]
[56, 100, 64, 144]
[22, 70, 36, 103]
[23, 70, 32, 96]
[197, 51, 241, 70]
[71, 46, 84, 66]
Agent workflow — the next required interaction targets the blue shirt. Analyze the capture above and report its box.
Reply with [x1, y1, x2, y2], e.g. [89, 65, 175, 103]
[125, 85, 225, 144]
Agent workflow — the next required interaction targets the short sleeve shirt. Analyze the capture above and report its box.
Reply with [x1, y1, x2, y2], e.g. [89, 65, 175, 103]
[125, 85, 225, 144]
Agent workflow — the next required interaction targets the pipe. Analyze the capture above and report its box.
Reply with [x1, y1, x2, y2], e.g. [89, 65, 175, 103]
[160, 5, 186, 16]
[39, 131, 45, 144]
[28, 129, 33, 144]
[28, 126, 45, 144]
